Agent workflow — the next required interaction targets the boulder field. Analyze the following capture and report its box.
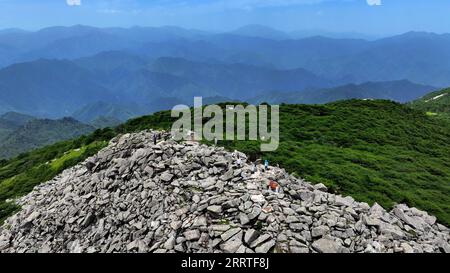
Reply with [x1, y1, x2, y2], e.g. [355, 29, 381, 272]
[0, 131, 448, 253]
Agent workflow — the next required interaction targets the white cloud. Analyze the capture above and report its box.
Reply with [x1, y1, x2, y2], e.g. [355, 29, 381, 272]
[367, 0, 382, 6]
[66, 0, 81, 6]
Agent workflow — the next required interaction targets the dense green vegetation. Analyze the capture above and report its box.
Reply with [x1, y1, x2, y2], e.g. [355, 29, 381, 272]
[0, 117, 96, 159]
[409, 88, 450, 122]
[0, 139, 108, 223]
[1, 100, 450, 226]
[220, 100, 450, 226]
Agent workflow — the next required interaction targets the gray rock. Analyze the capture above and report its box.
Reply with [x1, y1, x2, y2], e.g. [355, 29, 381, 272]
[160, 172, 174, 182]
[184, 230, 201, 241]
[312, 238, 342, 253]
[393, 207, 425, 231]
[221, 228, 241, 242]
[211, 225, 231, 232]
[192, 195, 201, 203]
[334, 196, 354, 207]
[192, 216, 207, 227]
[221, 240, 242, 253]
[290, 246, 309, 253]
[401, 243, 414, 253]
[239, 213, 250, 225]
[164, 236, 176, 250]
[220, 169, 234, 181]
[207, 205, 222, 215]
[285, 215, 299, 224]
[283, 207, 296, 215]
[255, 240, 276, 253]
[312, 226, 330, 238]
[244, 229, 259, 245]
[81, 212, 96, 228]
[364, 216, 382, 227]
[248, 206, 262, 220]
[250, 234, 271, 248]
[174, 244, 185, 252]
[250, 195, 265, 204]
[0, 239, 9, 251]
[314, 183, 328, 192]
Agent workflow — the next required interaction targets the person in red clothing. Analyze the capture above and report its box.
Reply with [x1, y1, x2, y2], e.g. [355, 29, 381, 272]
[269, 180, 279, 193]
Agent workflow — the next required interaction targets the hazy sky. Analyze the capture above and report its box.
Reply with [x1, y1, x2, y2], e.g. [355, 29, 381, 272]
[0, 0, 449, 35]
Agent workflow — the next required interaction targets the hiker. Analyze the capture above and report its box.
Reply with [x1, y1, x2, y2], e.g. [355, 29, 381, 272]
[236, 156, 243, 167]
[152, 134, 157, 145]
[264, 159, 269, 171]
[268, 179, 280, 193]
[188, 130, 195, 141]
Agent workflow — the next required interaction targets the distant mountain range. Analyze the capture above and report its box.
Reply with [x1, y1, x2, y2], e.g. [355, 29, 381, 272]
[0, 59, 113, 117]
[0, 54, 336, 118]
[250, 80, 436, 105]
[0, 25, 449, 87]
[0, 24, 449, 122]
[228, 25, 292, 40]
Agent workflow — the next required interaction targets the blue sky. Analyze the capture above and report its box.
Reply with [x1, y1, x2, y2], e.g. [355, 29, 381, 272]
[0, 0, 449, 35]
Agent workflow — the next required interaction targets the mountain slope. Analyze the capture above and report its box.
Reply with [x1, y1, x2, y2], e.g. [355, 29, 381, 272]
[151, 57, 333, 99]
[0, 112, 36, 141]
[0, 117, 95, 159]
[409, 88, 450, 118]
[0, 112, 35, 126]
[72, 101, 141, 123]
[0, 100, 449, 226]
[0, 119, 18, 142]
[1, 131, 447, 253]
[221, 100, 450, 226]
[88, 116, 123, 129]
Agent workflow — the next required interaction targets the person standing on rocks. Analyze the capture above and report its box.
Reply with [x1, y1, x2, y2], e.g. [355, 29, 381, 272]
[268, 179, 280, 193]
[236, 156, 243, 168]
[152, 134, 157, 145]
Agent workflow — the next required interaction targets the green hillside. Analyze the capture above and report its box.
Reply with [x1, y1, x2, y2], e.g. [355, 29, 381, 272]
[409, 88, 450, 121]
[221, 100, 450, 226]
[0, 117, 96, 159]
[1, 100, 450, 226]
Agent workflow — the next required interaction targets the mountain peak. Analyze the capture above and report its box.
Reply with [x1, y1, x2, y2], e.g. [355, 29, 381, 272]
[0, 131, 448, 253]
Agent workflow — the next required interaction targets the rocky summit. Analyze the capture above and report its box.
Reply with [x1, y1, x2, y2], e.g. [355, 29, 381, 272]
[0, 131, 448, 253]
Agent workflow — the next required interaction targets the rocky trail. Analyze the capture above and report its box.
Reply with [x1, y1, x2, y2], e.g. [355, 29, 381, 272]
[0, 131, 448, 253]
